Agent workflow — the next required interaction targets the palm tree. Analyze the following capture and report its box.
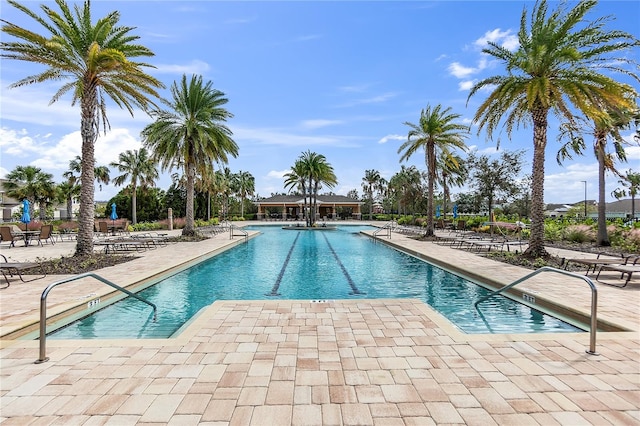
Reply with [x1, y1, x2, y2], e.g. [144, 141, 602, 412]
[1, 0, 164, 256]
[468, 0, 639, 258]
[362, 169, 381, 220]
[296, 151, 337, 226]
[65, 156, 111, 191]
[56, 181, 80, 220]
[398, 104, 469, 236]
[558, 105, 639, 246]
[4, 166, 55, 220]
[612, 170, 640, 221]
[233, 171, 255, 218]
[437, 154, 467, 220]
[142, 74, 238, 236]
[284, 160, 308, 223]
[109, 147, 158, 225]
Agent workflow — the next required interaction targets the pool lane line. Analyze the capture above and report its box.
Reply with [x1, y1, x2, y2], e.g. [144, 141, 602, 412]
[321, 233, 364, 295]
[267, 232, 301, 296]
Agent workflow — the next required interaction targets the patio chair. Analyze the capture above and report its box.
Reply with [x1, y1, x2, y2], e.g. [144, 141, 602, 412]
[0, 254, 47, 288]
[0, 226, 23, 248]
[98, 221, 110, 237]
[33, 224, 55, 246]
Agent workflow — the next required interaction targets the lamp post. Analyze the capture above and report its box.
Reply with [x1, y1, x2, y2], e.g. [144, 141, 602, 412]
[581, 180, 587, 218]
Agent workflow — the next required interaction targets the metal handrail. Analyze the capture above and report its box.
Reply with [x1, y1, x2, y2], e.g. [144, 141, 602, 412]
[373, 221, 394, 240]
[474, 266, 598, 355]
[36, 272, 157, 364]
[229, 224, 248, 242]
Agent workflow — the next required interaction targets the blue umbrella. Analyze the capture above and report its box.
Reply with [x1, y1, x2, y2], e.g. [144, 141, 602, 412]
[21, 199, 31, 231]
[453, 204, 458, 219]
[110, 203, 118, 221]
[435, 205, 441, 219]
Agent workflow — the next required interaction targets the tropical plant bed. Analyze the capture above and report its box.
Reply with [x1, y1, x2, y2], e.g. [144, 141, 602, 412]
[35, 234, 210, 275]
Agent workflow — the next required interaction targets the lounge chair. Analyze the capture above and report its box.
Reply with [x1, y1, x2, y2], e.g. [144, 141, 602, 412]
[0, 226, 23, 248]
[595, 256, 640, 287]
[562, 252, 631, 275]
[0, 254, 47, 288]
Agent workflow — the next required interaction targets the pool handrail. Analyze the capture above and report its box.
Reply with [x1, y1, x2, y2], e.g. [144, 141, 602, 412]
[229, 223, 248, 242]
[373, 221, 395, 240]
[35, 272, 158, 364]
[474, 266, 598, 355]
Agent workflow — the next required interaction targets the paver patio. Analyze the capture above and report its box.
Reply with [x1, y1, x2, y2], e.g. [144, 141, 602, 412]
[1, 223, 638, 425]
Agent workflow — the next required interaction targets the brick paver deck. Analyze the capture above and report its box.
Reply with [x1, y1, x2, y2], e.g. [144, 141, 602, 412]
[1, 224, 638, 425]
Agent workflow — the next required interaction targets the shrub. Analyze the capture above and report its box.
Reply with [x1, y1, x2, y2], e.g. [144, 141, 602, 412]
[131, 221, 163, 232]
[543, 221, 563, 242]
[562, 224, 595, 243]
[616, 228, 640, 252]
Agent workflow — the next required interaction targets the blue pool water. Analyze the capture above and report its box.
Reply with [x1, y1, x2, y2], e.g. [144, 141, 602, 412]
[49, 225, 582, 339]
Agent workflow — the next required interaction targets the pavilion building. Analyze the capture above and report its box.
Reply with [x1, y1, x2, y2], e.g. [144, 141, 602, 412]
[254, 194, 363, 221]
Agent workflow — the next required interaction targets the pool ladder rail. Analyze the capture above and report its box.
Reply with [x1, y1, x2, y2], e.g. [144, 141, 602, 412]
[228, 223, 248, 242]
[373, 221, 395, 240]
[474, 266, 599, 355]
[35, 272, 158, 364]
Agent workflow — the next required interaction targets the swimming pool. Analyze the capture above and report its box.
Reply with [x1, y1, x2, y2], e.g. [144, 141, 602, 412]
[48, 225, 583, 339]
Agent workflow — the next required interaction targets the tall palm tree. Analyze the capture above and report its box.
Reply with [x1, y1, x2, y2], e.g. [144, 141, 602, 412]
[398, 104, 469, 236]
[233, 170, 255, 218]
[56, 181, 80, 220]
[284, 160, 308, 223]
[296, 150, 337, 226]
[65, 156, 111, 191]
[110, 147, 158, 225]
[468, 0, 639, 258]
[558, 105, 639, 246]
[362, 169, 381, 220]
[612, 170, 640, 221]
[1, 0, 163, 256]
[142, 74, 238, 235]
[437, 153, 468, 220]
[4, 165, 55, 220]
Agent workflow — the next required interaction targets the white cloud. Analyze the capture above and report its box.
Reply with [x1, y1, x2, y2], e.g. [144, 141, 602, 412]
[458, 80, 474, 91]
[266, 169, 289, 179]
[336, 92, 398, 108]
[448, 60, 488, 80]
[300, 119, 343, 130]
[154, 60, 211, 75]
[232, 126, 360, 148]
[474, 28, 519, 51]
[378, 134, 405, 144]
[448, 62, 476, 79]
[3, 127, 141, 179]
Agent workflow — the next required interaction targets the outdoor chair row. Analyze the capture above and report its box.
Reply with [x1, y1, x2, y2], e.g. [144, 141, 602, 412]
[0, 225, 55, 247]
[434, 231, 527, 253]
[93, 233, 170, 254]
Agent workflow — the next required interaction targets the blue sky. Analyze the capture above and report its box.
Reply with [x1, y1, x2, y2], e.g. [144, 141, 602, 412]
[1, 0, 639, 205]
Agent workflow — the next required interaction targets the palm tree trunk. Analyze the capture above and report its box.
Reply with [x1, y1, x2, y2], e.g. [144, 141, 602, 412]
[66, 195, 73, 220]
[207, 191, 211, 221]
[132, 184, 138, 225]
[425, 145, 436, 237]
[596, 139, 610, 246]
[75, 93, 97, 257]
[184, 162, 196, 236]
[524, 108, 549, 258]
